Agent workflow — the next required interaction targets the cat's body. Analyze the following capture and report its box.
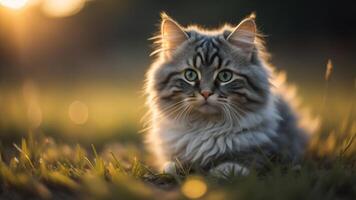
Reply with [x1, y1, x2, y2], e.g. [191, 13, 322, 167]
[144, 14, 317, 176]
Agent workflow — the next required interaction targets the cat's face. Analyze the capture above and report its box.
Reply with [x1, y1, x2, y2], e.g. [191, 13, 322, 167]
[148, 14, 270, 121]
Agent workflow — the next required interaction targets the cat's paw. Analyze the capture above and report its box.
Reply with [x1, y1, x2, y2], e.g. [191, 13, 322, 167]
[162, 161, 177, 175]
[209, 162, 249, 178]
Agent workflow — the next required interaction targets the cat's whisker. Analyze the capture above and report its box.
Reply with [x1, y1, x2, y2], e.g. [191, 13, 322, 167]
[229, 103, 248, 117]
[156, 99, 187, 117]
[227, 104, 241, 119]
[159, 101, 184, 113]
[176, 104, 192, 122]
[178, 105, 189, 121]
[220, 104, 229, 127]
[173, 106, 185, 122]
[219, 102, 241, 130]
[184, 105, 194, 122]
[161, 99, 195, 121]
[168, 98, 196, 122]
[228, 104, 243, 126]
[225, 104, 235, 130]
[161, 105, 185, 120]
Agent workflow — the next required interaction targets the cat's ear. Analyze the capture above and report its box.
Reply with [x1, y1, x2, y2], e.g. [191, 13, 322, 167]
[227, 18, 256, 59]
[160, 13, 188, 58]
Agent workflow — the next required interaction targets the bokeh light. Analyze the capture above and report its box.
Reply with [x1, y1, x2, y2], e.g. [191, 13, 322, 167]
[68, 101, 89, 125]
[181, 176, 208, 199]
[42, 0, 86, 18]
[0, 0, 28, 10]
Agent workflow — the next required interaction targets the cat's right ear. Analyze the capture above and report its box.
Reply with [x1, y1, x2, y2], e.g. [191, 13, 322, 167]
[227, 17, 256, 60]
[160, 13, 188, 58]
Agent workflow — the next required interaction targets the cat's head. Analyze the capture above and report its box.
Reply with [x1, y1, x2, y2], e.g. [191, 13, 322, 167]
[146, 13, 271, 121]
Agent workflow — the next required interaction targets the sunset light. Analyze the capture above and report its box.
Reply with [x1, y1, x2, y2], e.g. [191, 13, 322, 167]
[0, 1, 354, 200]
[0, 0, 87, 17]
[42, 0, 86, 18]
[0, 0, 28, 10]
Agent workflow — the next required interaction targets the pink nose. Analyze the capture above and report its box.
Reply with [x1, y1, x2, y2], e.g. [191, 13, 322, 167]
[201, 90, 212, 99]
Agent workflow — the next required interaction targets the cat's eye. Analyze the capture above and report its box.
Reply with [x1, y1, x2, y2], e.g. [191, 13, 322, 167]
[184, 69, 199, 82]
[217, 70, 233, 83]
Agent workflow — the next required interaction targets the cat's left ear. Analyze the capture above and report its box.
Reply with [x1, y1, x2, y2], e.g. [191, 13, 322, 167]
[227, 18, 256, 60]
[160, 13, 188, 58]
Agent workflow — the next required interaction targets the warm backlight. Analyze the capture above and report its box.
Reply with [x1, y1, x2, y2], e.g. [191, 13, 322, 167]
[0, 0, 28, 10]
[42, 0, 86, 17]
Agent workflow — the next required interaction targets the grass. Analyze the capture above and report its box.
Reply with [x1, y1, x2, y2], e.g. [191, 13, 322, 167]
[0, 115, 355, 200]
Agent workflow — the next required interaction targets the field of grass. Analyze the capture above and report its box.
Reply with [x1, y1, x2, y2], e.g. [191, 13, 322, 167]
[0, 103, 355, 200]
[0, 119, 355, 200]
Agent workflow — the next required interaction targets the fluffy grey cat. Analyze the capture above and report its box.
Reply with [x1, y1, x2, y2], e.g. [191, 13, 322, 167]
[144, 13, 317, 176]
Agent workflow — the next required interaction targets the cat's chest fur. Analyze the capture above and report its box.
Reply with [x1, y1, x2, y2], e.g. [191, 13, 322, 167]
[157, 103, 280, 166]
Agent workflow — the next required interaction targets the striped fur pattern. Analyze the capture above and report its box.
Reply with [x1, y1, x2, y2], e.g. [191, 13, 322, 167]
[144, 13, 316, 176]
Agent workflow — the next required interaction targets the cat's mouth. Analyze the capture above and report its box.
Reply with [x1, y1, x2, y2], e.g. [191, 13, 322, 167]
[194, 101, 220, 115]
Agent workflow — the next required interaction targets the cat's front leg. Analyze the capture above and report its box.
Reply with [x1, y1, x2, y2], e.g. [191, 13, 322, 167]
[162, 161, 177, 175]
[209, 162, 250, 177]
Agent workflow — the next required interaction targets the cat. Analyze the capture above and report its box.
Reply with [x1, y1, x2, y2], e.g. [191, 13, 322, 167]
[144, 13, 318, 177]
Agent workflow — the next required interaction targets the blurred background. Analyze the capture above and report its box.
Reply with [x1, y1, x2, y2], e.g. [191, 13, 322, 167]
[0, 0, 355, 148]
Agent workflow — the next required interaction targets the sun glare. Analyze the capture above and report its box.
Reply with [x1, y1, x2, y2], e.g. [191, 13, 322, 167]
[42, 0, 86, 18]
[0, 0, 28, 10]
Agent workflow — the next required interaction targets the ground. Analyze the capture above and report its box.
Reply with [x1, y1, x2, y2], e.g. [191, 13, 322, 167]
[0, 115, 355, 200]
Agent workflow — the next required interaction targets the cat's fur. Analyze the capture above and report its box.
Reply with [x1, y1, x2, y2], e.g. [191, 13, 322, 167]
[144, 13, 318, 176]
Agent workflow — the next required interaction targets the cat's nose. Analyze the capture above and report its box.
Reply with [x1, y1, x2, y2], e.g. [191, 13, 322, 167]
[201, 90, 213, 99]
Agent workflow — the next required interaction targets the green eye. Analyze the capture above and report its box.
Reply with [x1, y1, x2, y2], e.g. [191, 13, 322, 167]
[217, 70, 233, 82]
[184, 69, 198, 82]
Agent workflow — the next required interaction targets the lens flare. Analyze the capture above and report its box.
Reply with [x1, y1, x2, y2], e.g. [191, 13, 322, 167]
[0, 0, 28, 10]
[42, 0, 86, 18]
[69, 101, 89, 125]
[181, 176, 207, 199]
